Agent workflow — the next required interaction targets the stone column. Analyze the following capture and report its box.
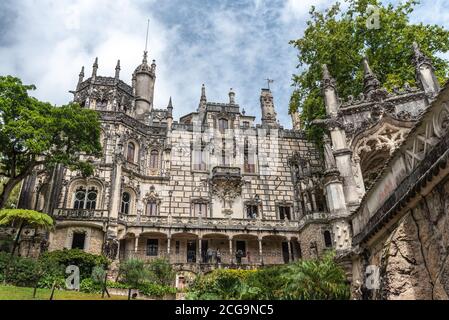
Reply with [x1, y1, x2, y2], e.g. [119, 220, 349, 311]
[198, 237, 202, 264]
[229, 239, 233, 264]
[134, 236, 139, 258]
[287, 240, 293, 263]
[258, 238, 263, 265]
[167, 237, 171, 257]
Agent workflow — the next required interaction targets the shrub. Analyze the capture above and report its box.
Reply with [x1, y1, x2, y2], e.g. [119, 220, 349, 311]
[139, 282, 177, 297]
[80, 278, 102, 293]
[147, 258, 175, 286]
[40, 249, 109, 280]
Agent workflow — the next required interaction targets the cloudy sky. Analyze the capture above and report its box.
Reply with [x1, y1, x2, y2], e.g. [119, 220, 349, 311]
[1, 0, 449, 128]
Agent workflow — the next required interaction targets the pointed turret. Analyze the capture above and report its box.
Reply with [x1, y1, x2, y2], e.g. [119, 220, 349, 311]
[412, 42, 440, 97]
[77, 66, 84, 89]
[115, 60, 121, 80]
[321, 64, 339, 117]
[290, 110, 301, 131]
[167, 97, 173, 130]
[92, 57, 98, 79]
[362, 56, 381, 97]
[198, 84, 207, 111]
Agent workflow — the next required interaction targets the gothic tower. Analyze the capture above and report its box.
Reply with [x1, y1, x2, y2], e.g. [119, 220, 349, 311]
[260, 88, 279, 128]
[133, 51, 156, 123]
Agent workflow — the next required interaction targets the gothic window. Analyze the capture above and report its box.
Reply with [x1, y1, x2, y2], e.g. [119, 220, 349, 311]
[193, 203, 207, 216]
[246, 205, 258, 219]
[127, 142, 136, 163]
[242, 121, 250, 128]
[244, 138, 255, 173]
[221, 140, 229, 166]
[150, 150, 159, 169]
[74, 187, 86, 209]
[324, 231, 332, 248]
[146, 239, 158, 256]
[85, 188, 98, 210]
[218, 118, 228, 134]
[121, 192, 131, 214]
[278, 206, 291, 220]
[146, 201, 158, 216]
[72, 232, 86, 250]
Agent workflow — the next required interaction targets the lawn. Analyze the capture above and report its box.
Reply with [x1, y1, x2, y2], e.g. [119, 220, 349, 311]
[0, 285, 128, 300]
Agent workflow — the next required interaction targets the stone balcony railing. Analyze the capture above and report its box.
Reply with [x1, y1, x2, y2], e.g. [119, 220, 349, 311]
[211, 166, 241, 178]
[53, 208, 109, 222]
[117, 212, 328, 231]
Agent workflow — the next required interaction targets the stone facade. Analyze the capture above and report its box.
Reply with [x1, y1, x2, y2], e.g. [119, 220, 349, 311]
[15, 41, 449, 299]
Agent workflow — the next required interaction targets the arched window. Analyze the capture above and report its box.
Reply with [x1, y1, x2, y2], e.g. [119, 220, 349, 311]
[324, 231, 332, 248]
[86, 188, 98, 210]
[146, 201, 158, 216]
[149, 150, 159, 169]
[244, 138, 255, 173]
[96, 99, 108, 109]
[73, 187, 97, 210]
[121, 192, 131, 214]
[218, 118, 228, 134]
[74, 187, 86, 209]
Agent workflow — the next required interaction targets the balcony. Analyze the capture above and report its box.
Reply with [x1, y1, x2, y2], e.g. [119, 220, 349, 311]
[211, 166, 241, 178]
[53, 209, 109, 222]
[118, 214, 302, 231]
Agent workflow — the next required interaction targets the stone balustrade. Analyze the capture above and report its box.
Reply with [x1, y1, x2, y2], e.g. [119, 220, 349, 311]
[53, 208, 109, 222]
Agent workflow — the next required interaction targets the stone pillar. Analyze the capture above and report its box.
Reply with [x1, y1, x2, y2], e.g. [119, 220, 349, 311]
[229, 239, 233, 264]
[134, 236, 139, 257]
[198, 237, 202, 264]
[287, 240, 292, 263]
[167, 237, 171, 256]
[258, 238, 263, 265]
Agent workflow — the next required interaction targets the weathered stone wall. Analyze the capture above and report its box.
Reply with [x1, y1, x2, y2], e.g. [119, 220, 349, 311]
[362, 177, 449, 299]
[297, 223, 330, 260]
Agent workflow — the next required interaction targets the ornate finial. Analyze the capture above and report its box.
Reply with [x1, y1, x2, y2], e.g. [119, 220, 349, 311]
[229, 88, 235, 105]
[167, 96, 173, 109]
[321, 64, 336, 90]
[92, 57, 98, 78]
[115, 60, 121, 79]
[412, 42, 433, 69]
[143, 51, 148, 64]
[77, 66, 85, 88]
[362, 56, 381, 95]
[151, 59, 156, 72]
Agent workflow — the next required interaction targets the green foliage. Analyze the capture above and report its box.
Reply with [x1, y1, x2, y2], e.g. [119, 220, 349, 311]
[39, 249, 109, 280]
[80, 278, 102, 294]
[0, 251, 64, 288]
[0, 178, 20, 209]
[281, 251, 350, 300]
[0, 75, 102, 208]
[147, 258, 176, 286]
[118, 258, 150, 290]
[138, 282, 177, 297]
[289, 0, 449, 145]
[188, 252, 349, 300]
[0, 209, 53, 229]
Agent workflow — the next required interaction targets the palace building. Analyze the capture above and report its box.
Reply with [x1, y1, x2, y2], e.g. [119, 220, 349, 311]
[15, 42, 449, 298]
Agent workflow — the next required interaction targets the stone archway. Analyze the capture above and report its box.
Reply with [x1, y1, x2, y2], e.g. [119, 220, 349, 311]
[351, 120, 410, 190]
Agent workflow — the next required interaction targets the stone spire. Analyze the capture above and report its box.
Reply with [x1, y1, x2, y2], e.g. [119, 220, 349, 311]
[321, 64, 339, 117]
[362, 56, 381, 96]
[167, 96, 173, 113]
[229, 88, 235, 105]
[92, 57, 98, 79]
[77, 66, 84, 89]
[198, 84, 207, 111]
[115, 60, 121, 80]
[290, 110, 301, 131]
[412, 42, 440, 97]
[167, 97, 173, 130]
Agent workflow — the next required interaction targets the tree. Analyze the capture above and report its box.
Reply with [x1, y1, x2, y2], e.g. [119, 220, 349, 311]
[147, 258, 175, 286]
[289, 0, 449, 145]
[118, 259, 150, 300]
[281, 251, 350, 300]
[0, 76, 102, 209]
[0, 209, 54, 256]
